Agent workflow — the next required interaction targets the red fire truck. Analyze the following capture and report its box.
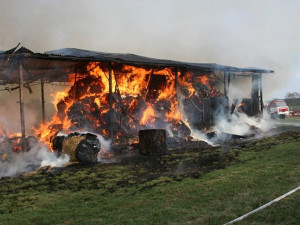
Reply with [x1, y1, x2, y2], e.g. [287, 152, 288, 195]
[267, 100, 290, 119]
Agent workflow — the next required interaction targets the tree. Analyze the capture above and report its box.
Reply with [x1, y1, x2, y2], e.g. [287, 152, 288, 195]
[285, 92, 300, 99]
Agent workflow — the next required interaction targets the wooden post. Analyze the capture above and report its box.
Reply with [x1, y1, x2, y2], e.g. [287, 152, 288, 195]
[227, 72, 231, 94]
[259, 73, 263, 112]
[41, 78, 46, 123]
[139, 129, 167, 155]
[174, 67, 179, 101]
[108, 63, 113, 140]
[174, 68, 178, 90]
[251, 75, 259, 99]
[224, 71, 227, 97]
[250, 74, 260, 116]
[19, 61, 26, 151]
[74, 73, 77, 99]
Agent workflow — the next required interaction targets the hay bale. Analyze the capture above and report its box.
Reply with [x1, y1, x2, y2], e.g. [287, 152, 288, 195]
[75, 133, 100, 165]
[62, 135, 86, 162]
[59, 132, 101, 164]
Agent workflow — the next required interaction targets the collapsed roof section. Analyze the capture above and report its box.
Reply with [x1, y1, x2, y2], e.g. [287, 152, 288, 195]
[0, 45, 274, 85]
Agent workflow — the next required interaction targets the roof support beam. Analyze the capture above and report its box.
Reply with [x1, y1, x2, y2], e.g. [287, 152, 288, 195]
[18, 60, 26, 151]
[41, 78, 46, 123]
[259, 73, 263, 112]
[224, 71, 228, 97]
[108, 63, 114, 141]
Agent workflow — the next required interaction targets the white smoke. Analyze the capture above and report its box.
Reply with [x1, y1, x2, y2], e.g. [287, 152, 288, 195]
[0, 144, 69, 178]
[189, 128, 215, 146]
[95, 134, 112, 161]
[215, 111, 273, 137]
[176, 91, 215, 145]
[1, 0, 299, 99]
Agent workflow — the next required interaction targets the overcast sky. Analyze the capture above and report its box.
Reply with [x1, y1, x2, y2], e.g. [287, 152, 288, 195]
[0, 0, 299, 99]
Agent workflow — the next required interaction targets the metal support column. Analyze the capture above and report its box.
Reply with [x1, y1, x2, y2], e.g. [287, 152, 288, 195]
[19, 61, 26, 150]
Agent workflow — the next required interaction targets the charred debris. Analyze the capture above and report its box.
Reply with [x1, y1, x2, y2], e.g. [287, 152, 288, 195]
[0, 45, 273, 160]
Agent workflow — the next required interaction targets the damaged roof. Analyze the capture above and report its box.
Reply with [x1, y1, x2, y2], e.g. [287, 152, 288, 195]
[45, 48, 274, 73]
[0, 45, 274, 85]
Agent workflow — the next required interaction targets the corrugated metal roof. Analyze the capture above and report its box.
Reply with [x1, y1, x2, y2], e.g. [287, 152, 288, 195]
[0, 46, 274, 85]
[44, 48, 274, 74]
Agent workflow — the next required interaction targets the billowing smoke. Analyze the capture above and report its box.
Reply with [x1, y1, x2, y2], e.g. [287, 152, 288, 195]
[0, 93, 38, 134]
[0, 83, 66, 134]
[96, 134, 112, 161]
[0, 0, 299, 99]
[215, 111, 273, 136]
[0, 144, 69, 178]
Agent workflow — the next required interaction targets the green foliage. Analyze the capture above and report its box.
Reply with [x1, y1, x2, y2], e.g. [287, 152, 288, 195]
[0, 132, 299, 225]
[285, 92, 300, 99]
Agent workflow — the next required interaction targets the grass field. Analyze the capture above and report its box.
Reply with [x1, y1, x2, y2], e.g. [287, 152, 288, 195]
[275, 116, 300, 124]
[0, 131, 299, 225]
[289, 105, 300, 111]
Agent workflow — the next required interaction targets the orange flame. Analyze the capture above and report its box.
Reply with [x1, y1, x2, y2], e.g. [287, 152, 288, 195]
[140, 103, 156, 126]
[33, 62, 222, 150]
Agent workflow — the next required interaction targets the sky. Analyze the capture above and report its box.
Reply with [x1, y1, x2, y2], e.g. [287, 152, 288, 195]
[0, 0, 299, 99]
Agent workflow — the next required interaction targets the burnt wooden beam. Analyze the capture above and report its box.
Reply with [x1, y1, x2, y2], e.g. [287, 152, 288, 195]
[4, 43, 20, 66]
[259, 73, 263, 112]
[143, 68, 154, 100]
[224, 71, 228, 97]
[251, 74, 260, 99]
[74, 73, 77, 99]
[174, 67, 178, 93]
[108, 63, 114, 140]
[18, 60, 26, 151]
[227, 72, 231, 93]
[188, 98, 203, 113]
[230, 98, 238, 114]
[41, 78, 46, 123]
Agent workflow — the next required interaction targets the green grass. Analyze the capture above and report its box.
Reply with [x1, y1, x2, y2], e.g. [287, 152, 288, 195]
[0, 132, 299, 225]
[276, 116, 300, 123]
[289, 105, 300, 111]
[286, 117, 300, 122]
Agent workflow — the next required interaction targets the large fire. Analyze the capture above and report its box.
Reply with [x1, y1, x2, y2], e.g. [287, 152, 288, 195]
[0, 124, 22, 153]
[30, 62, 221, 150]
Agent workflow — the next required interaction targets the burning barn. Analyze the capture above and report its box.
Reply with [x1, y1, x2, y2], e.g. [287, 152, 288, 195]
[0, 45, 273, 156]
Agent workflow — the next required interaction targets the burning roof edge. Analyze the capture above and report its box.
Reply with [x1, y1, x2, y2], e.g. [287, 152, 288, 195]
[1, 46, 274, 74]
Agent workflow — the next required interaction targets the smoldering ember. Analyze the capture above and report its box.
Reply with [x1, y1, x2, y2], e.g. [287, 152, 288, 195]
[0, 45, 275, 177]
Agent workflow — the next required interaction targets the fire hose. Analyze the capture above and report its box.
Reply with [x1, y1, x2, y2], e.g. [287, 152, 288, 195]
[223, 185, 300, 224]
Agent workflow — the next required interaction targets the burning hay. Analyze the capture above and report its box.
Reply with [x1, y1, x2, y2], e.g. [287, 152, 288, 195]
[0, 47, 275, 177]
[34, 63, 224, 150]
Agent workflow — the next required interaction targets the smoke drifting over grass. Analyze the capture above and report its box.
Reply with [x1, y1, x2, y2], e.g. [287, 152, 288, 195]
[0, 144, 69, 178]
[215, 112, 273, 136]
